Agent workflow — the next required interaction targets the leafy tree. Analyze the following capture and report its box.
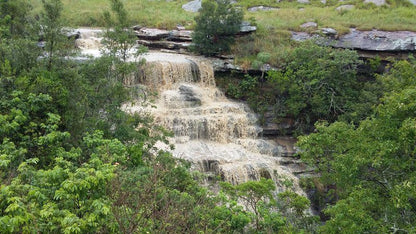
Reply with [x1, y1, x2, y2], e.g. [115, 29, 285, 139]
[0, 0, 40, 75]
[297, 58, 416, 233]
[40, 0, 73, 71]
[192, 0, 243, 56]
[267, 42, 361, 131]
[102, 0, 147, 83]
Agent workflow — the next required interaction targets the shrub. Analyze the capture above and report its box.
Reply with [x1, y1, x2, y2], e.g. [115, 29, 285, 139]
[192, 0, 243, 56]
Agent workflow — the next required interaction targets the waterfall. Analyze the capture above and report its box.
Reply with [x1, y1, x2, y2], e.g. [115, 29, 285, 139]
[126, 52, 303, 194]
[75, 28, 304, 194]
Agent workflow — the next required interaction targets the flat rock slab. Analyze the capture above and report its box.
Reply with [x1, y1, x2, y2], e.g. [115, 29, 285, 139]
[136, 28, 170, 40]
[300, 22, 318, 28]
[182, 0, 202, 12]
[168, 30, 193, 41]
[336, 4, 355, 11]
[292, 29, 416, 51]
[137, 40, 191, 50]
[247, 6, 279, 12]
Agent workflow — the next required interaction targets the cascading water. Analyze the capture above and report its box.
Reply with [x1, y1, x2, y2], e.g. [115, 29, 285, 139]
[76, 28, 304, 194]
[126, 54, 303, 194]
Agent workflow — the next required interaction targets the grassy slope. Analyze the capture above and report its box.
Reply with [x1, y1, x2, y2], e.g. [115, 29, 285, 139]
[30, 0, 416, 65]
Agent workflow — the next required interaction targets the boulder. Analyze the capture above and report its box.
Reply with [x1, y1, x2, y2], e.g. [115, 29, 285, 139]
[321, 27, 337, 36]
[65, 29, 81, 39]
[336, 4, 355, 11]
[300, 22, 318, 28]
[182, 0, 202, 12]
[239, 22, 257, 34]
[297, 0, 310, 3]
[179, 85, 202, 107]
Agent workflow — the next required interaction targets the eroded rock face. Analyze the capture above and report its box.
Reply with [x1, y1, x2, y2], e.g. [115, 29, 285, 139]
[292, 29, 416, 52]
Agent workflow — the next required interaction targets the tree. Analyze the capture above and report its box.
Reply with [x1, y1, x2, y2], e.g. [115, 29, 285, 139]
[297, 58, 416, 233]
[266, 42, 362, 132]
[192, 0, 243, 56]
[102, 0, 147, 84]
[40, 0, 73, 71]
[0, 0, 40, 74]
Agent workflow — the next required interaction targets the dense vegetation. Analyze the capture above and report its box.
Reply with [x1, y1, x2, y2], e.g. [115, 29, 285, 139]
[0, 0, 313, 233]
[2, 0, 416, 233]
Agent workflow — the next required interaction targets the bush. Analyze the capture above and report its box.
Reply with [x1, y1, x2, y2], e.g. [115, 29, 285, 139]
[192, 0, 243, 56]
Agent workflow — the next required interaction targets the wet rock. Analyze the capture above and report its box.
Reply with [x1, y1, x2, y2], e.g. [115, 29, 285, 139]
[182, 0, 202, 12]
[179, 85, 202, 106]
[336, 4, 355, 11]
[364, 0, 386, 6]
[65, 29, 81, 39]
[300, 22, 318, 28]
[247, 6, 279, 12]
[298, 0, 310, 3]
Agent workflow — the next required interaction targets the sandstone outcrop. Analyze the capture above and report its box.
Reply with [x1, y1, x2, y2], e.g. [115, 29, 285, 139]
[292, 28, 416, 52]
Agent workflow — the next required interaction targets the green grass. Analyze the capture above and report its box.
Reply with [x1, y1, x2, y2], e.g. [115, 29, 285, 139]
[30, 0, 196, 28]
[29, 0, 416, 66]
[30, 0, 416, 31]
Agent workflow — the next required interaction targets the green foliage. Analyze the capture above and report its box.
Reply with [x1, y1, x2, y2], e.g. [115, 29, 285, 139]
[0, 0, 33, 37]
[220, 178, 316, 232]
[297, 58, 416, 233]
[40, 0, 74, 71]
[267, 42, 361, 129]
[192, 0, 243, 56]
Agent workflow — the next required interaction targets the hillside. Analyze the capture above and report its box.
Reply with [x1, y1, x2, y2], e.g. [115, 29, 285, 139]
[29, 0, 416, 65]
